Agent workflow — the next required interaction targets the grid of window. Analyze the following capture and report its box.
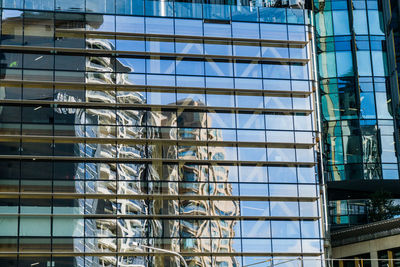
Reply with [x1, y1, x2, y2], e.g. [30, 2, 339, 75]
[315, 0, 399, 182]
[0, 5, 324, 267]
[314, 0, 400, 230]
[1, 0, 310, 23]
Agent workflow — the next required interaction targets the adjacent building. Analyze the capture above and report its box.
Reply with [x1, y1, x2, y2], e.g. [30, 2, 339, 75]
[313, 0, 400, 230]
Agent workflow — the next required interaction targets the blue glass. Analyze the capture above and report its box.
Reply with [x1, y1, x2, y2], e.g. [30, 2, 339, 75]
[262, 46, 289, 58]
[174, 2, 202, 19]
[241, 221, 270, 237]
[232, 22, 260, 39]
[206, 77, 234, 88]
[2, 0, 23, 8]
[146, 74, 175, 86]
[55, 0, 84, 11]
[375, 92, 392, 119]
[287, 8, 304, 24]
[145, 0, 174, 17]
[353, 9, 368, 35]
[205, 61, 233, 77]
[116, 0, 144, 15]
[259, 7, 286, 23]
[237, 113, 265, 129]
[176, 76, 205, 87]
[235, 62, 262, 78]
[235, 78, 263, 89]
[264, 79, 291, 91]
[271, 220, 300, 238]
[333, 10, 350, 35]
[117, 58, 145, 73]
[176, 59, 204, 76]
[86, 0, 115, 13]
[146, 59, 175, 74]
[291, 64, 309, 80]
[146, 17, 174, 34]
[335, 51, 353, 77]
[357, 51, 372, 76]
[231, 6, 258, 22]
[263, 63, 290, 79]
[204, 23, 231, 38]
[116, 16, 145, 33]
[288, 25, 306, 41]
[236, 94, 263, 108]
[175, 19, 203, 36]
[371, 51, 387, 76]
[237, 129, 265, 142]
[260, 24, 287, 40]
[25, 0, 54, 10]
[176, 40, 203, 54]
[203, 4, 230, 21]
[368, 10, 384, 35]
[207, 93, 235, 107]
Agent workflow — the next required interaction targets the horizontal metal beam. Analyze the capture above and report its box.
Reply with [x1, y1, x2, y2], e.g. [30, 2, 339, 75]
[0, 213, 319, 220]
[0, 99, 314, 114]
[0, 45, 309, 64]
[0, 135, 316, 148]
[0, 79, 314, 96]
[56, 28, 309, 47]
[0, 252, 322, 257]
[0, 192, 318, 202]
[0, 155, 317, 165]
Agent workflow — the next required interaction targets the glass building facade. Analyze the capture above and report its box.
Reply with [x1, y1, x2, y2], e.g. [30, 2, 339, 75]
[313, 0, 400, 229]
[0, 1, 325, 267]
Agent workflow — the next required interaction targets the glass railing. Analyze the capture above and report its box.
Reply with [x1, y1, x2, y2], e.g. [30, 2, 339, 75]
[1, 0, 311, 24]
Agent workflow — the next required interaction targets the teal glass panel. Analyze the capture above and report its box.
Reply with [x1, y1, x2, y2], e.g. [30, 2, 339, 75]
[380, 136, 397, 163]
[360, 92, 376, 119]
[231, 6, 258, 22]
[332, 10, 350, 35]
[371, 51, 387, 76]
[335, 51, 353, 77]
[86, 0, 115, 13]
[175, 19, 203, 35]
[2, 0, 23, 8]
[382, 164, 399, 179]
[259, 7, 286, 23]
[356, 51, 372, 76]
[375, 92, 392, 119]
[315, 11, 333, 37]
[318, 52, 336, 78]
[116, 0, 144, 15]
[287, 8, 304, 24]
[145, 0, 174, 17]
[368, 10, 384, 35]
[203, 4, 230, 20]
[53, 218, 84, 236]
[115, 16, 144, 32]
[353, 9, 368, 35]
[321, 94, 340, 120]
[25, 0, 54, 10]
[55, 0, 84, 12]
[174, 2, 202, 19]
[0, 218, 18, 236]
[20, 217, 51, 236]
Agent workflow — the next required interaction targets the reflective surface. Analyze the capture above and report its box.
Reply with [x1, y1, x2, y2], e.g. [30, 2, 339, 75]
[0, 5, 324, 267]
[314, 0, 400, 229]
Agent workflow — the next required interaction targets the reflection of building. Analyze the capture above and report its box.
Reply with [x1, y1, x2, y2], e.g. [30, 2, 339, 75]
[0, 2, 324, 267]
[314, 0, 400, 231]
